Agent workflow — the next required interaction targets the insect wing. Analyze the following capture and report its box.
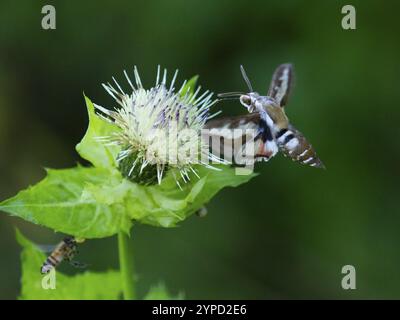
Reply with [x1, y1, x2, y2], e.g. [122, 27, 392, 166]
[267, 63, 293, 107]
[204, 113, 261, 164]
[204, 113, 280, 164]
[37, 244, 58, 253]
[252, 139, 278, 162]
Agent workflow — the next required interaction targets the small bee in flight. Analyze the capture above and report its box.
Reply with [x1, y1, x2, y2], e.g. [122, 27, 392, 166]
[40, 236, 86, 274]
[205, 63, 325, 168]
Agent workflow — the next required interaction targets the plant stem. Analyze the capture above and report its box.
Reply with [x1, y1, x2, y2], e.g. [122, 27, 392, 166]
[118, 231, 136, 300]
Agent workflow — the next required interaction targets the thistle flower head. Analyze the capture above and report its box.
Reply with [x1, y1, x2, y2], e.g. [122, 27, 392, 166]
[94, 66, 223, 186]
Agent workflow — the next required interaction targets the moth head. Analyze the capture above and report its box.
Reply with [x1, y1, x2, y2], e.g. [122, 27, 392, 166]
[239, 92, 259, 112]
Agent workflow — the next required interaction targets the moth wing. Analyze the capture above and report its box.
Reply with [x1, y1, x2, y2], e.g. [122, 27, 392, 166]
[203, 113, 261, 163]
[204, 113, 279, 164]
[252, 139, 279, 162]
[204, 113, 261, 132]
[267, 63, 294, 107]
[278, 124, 325, 169]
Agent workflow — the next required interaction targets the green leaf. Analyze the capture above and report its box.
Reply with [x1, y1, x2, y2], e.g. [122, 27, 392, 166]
[180, 75, 199, 98]
[0, 163, 255, 238]
[0, 164, 256, 236]
[0, 166, 132, 238]
[144, 282, 183, 300]
[16, 230, 122, 300]
[76, 95, 120, 169]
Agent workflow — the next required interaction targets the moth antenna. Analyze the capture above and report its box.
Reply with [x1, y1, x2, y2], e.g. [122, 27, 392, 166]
[217, 92, 244, 98]
[217, 96, 242, 102]
[240, 65, 254, 92]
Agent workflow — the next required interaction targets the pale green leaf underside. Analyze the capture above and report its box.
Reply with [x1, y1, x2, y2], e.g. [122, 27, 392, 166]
[16, 230, 122, 300]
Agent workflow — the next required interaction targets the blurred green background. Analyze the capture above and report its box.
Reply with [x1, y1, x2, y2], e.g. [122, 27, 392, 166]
[1, 0, 399, 299]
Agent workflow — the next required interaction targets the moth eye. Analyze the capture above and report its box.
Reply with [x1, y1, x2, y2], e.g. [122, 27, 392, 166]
[240, 95, 251, 106]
